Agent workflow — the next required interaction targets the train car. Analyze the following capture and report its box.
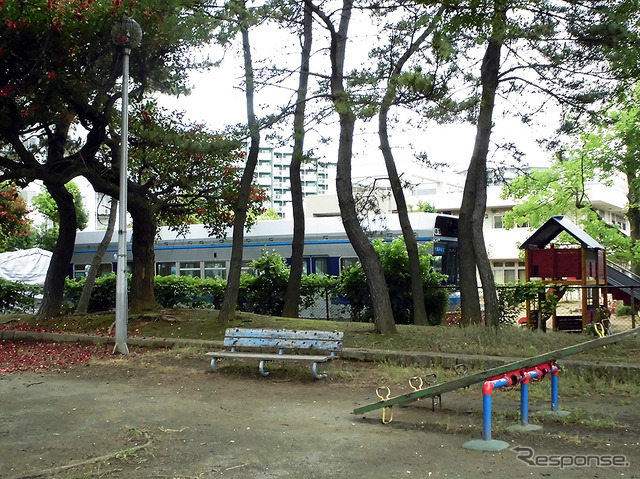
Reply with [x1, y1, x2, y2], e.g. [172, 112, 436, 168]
[71, 212, 459, 283]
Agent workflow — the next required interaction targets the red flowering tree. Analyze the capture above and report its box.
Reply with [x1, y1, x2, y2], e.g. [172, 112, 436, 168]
[0, 0, 229, 317]
[0, 181, 32, 252]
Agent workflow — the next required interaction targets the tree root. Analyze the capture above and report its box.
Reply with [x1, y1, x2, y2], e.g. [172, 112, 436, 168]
[14, 430, 152, 478]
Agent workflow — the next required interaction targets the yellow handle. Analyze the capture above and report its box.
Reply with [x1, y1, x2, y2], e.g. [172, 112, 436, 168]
[409, 376, 424, 392]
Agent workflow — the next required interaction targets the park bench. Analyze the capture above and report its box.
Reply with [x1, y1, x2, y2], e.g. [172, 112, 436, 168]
[206, 327, 344, 379]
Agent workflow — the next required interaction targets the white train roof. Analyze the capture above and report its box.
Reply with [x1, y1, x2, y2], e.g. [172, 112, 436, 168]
[75, 213, 454, 245]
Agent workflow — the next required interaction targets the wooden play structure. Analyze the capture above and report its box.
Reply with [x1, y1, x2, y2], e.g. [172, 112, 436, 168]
[520, 216, 608, 332]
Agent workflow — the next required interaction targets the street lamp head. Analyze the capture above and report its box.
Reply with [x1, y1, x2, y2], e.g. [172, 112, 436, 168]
[111, 17, 143, 49]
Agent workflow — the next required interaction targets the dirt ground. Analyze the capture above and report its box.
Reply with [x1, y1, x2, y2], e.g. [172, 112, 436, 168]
[1, 352, 638, 479]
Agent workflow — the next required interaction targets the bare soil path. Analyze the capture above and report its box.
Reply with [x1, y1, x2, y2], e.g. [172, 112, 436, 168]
[1, 354, 638, 478]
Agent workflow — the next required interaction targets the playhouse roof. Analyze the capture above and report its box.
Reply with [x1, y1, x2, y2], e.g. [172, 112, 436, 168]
[520, 216, 604, 250]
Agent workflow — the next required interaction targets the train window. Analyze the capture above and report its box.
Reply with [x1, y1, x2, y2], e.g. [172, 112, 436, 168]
[179, 262, 201, 277]
[241, 261, 253, 275]
[314, 258, 328, 276]
[73, 263, 114, 278]
[156, 262, 176, 276]
[431, 256, 443, 274]
[73, 264, 88, 279]
[340, 257, 358, 270]
[204, 261, 226, 280]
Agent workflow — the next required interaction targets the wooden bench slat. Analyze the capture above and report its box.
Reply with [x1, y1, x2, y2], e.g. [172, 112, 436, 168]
[206, 352, 334, 362]
[223, 337, 343, 350]
[225, 328, 343, 341]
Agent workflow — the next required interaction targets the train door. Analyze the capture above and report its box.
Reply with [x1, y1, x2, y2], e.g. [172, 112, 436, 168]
[432, 241, 458, 285]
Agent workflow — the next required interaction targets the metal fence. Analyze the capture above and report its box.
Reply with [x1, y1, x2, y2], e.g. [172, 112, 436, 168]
[299, 289, 351, 321]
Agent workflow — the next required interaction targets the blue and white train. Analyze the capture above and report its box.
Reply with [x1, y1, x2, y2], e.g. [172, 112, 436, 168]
[71, 212, 459, 283]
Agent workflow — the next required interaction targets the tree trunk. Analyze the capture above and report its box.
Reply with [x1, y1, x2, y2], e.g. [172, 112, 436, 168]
[129, 199, 157, 312]
[307, 0, 396, 333]
[624, 159, 640, 276]
[36, 182, 77, 319]
[219, 12, 260, 323]
[282, 3, 313, 318]
[458, 6, 504, 328]
[377, 17, 440, 326]
[75, 197, 118, 314]
[379, 114, 427, 325]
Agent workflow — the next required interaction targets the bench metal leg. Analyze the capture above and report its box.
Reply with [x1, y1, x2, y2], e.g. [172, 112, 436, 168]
[211, 358, 218, 371]
[312, 362, 327, 379]
[259, 360, 270, 377]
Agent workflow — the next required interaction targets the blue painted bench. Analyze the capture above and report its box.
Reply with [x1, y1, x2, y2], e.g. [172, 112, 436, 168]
[206, 328, 343, 379]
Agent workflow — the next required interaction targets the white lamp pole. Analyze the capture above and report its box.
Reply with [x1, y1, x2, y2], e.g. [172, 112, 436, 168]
[112, 18, 142, 355]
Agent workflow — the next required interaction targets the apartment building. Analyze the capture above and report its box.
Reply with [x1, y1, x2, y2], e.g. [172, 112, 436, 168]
[253, 147, 335, 217]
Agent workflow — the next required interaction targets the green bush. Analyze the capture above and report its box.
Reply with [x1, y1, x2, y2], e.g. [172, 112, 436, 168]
[236, 250, 341, 316]
[239, 250, 290, 315]
[155, 275, 226, 309]
[300, 273, 339, 310]
[64, 274, 225, 312]
[337, 238, 449, 325]
[64, 275, 119, 313]
[0, 278, 41, 312]
[615, 305, 634, 317]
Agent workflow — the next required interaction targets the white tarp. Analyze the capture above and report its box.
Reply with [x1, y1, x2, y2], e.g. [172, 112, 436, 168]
[0, 248, 52, 286]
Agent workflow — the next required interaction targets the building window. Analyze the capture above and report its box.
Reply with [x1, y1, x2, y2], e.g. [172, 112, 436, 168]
[493, 214, 504, 229]
[493, 261, 526, 284]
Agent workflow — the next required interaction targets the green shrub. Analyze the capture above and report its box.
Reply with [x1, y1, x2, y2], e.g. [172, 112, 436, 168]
[64, 275, 119, 312]
[0, 278, 41, 312]
[615, 305, 634, 317]
[337, 238, 449, 325]
[496, 281, 561, 326]
[64, 274, 225, 312]
[239, 250, 290, 315]
[155, 275, 225, 309]
[300, 273, 339, 310]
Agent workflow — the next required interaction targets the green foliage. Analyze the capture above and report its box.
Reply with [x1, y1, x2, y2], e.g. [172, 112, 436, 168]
[410, 201, 437, 213]
[155, 275, 226, 309]
[62, 249, 334, 315]
[256, 208, 281, 221]
[239, 250, 290, 315]
[615, 305, 634, 317]
[32, 181, 88, 231]
[64, 275, 118, 313]
[29, 181, 89, 251]
[337, 238, 449, 325]
[0, 278, 41, 312]
[0, 182, 33, 252]
[128, 102, 265, 237]
[64, 274, 227, 312]
[496, 281, 559, 326]
[300, 273, 339, 310]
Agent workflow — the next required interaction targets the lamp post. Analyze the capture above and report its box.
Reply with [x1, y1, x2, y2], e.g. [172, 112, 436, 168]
[112, 18, 142, 355]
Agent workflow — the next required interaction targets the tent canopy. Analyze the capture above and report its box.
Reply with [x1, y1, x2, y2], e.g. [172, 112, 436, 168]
[0, 248, 52, 286]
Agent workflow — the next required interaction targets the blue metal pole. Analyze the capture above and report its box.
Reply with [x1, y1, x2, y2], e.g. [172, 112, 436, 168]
[520, 374, 529, 426]
[551, 367, 559, 412]
[482, 392, 492, 441]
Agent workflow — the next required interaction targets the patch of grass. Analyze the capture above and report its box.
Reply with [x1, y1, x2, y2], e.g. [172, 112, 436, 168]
[3, 309, 639, 364]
